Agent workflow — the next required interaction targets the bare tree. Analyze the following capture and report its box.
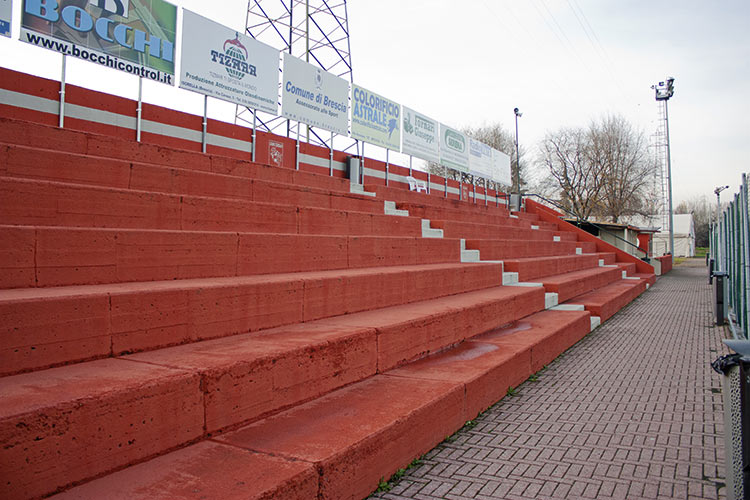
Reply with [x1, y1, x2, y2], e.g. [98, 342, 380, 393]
[675, 195, 711, 247]
[538, 127, 603, 220]
[589, 115, 656, 222]
[539, 114, 657, 222]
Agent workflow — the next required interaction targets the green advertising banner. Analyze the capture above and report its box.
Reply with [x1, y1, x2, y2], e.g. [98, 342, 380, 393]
[351, 84, 401, 151]
[439, 123, 469, 173]
[21, 0, 177, 83]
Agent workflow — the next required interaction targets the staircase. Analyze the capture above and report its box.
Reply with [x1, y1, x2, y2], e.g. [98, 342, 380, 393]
[0, 115, 654, 500]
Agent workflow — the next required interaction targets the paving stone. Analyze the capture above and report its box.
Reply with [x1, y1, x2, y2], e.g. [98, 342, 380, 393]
[369, 262, 728, 499]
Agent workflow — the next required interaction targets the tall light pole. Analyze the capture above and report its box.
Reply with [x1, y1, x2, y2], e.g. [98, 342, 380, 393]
[714, 185, 729, 269]
[653, 77, 675, 259]
[514, 107, 522, 197]
[715, 185, 729, 222]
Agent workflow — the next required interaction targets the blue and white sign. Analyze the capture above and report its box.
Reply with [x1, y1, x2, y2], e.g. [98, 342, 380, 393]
[1, 0, 12, 38]
[351, 84, 400, 151]
[402, 105, 439, 163]
[469, 137, 494, 179]
[281, 52, 349, 135]
[180, 10, 279, 113]
[439, 123, 470, 173]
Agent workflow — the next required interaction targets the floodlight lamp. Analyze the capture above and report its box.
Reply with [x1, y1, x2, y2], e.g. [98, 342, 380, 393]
[514, 108, 522, 117]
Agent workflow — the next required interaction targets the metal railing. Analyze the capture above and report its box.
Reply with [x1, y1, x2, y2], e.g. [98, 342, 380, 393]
[710, 174, 750, 340]
[524, 194, 650, 261]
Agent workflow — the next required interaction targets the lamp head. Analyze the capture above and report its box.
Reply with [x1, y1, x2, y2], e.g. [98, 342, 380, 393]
[514, 108, 522, 117]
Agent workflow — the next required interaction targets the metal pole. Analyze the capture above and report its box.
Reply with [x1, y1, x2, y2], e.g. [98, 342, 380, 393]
[743, 175, 750, 337]
[717, 188, 726, 272]
[295, 122, 300, 170]
[201, 95, 208, 154]
[385, 149, 389, 186]
[329, 131, 334, 176]
[427, 171, 430, 194]
[409, 156, 413, 176]
[665, 99, 674, 260]
[252, 110, 257, 162]
[59, 54, 67, 128]
[136, 77, 143, 142]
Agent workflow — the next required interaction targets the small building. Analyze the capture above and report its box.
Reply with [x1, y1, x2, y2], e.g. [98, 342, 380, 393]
[563, 219, 658, 260]
[652, 214, 695, 257]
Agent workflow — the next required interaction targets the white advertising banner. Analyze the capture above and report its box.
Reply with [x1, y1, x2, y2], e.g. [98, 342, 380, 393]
[492, 148, 512, 185]
[469, 137, 494, 179]
[180, 10, 279, 114]
[439, 123, 469, 173]
[402, 106, 439, 163]
[0, 0, 11, 38]
[351, 84, 400, 151]
[281, 52, 349, 135]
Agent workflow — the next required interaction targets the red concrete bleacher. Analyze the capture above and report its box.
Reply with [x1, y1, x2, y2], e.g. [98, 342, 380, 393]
[0, 79, 655, 499]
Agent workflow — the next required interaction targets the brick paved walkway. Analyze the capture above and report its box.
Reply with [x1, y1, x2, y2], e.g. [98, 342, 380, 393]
[371, 260, 729, 500]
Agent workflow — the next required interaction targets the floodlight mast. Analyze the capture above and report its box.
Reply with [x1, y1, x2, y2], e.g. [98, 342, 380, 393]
[652, 77, 675, 260]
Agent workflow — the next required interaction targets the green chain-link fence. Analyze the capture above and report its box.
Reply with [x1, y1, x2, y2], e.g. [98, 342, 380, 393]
[711, 173, 750, 339]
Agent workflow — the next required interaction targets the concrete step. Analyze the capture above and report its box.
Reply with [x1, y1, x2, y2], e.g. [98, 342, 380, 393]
[384, 200, 409, 217]
[421, 219, 444, 238]
[47, 309, 590, 500]
[563, 276, 652, 321]
[365, 184, 511, 219]
[0, 176, 424, 237]
[0, 284, 545, 499]
[502, 253, 603, 282]
[431, 219, 569, 242]
[465, 238, 598, 260]
[1, 142, 386, 215]
[0, 225, 464, 289]
[0, 262, 505, 376]
[534, 266, 626, 303]
[615, 261, 638, 277]
[0, 116, 353, 195]
[395, 202, 518, 227]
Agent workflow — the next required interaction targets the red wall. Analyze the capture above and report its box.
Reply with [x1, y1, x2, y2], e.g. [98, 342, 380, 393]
[0, 67, 507, 205]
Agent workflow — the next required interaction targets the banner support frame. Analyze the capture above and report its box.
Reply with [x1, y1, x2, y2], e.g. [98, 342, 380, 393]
[329, 131, 334, 176]
[201, 95, 208, 153]
[136, 77, 143, 142]
[58, 54, 66, 128]
[385, 149, 389, 186]
[252, 110, 257, 162]
[295, 121, 300, 170]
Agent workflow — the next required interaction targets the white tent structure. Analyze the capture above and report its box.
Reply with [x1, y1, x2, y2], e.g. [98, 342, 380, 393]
[652, 214, 695, 257]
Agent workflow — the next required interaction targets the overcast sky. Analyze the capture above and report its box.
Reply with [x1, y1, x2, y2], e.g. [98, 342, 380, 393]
[1, 0, 748, 204]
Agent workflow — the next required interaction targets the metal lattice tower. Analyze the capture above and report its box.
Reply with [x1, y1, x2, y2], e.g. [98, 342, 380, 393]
[236, 0, 354, 148]
[652, 99, 670, 231]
